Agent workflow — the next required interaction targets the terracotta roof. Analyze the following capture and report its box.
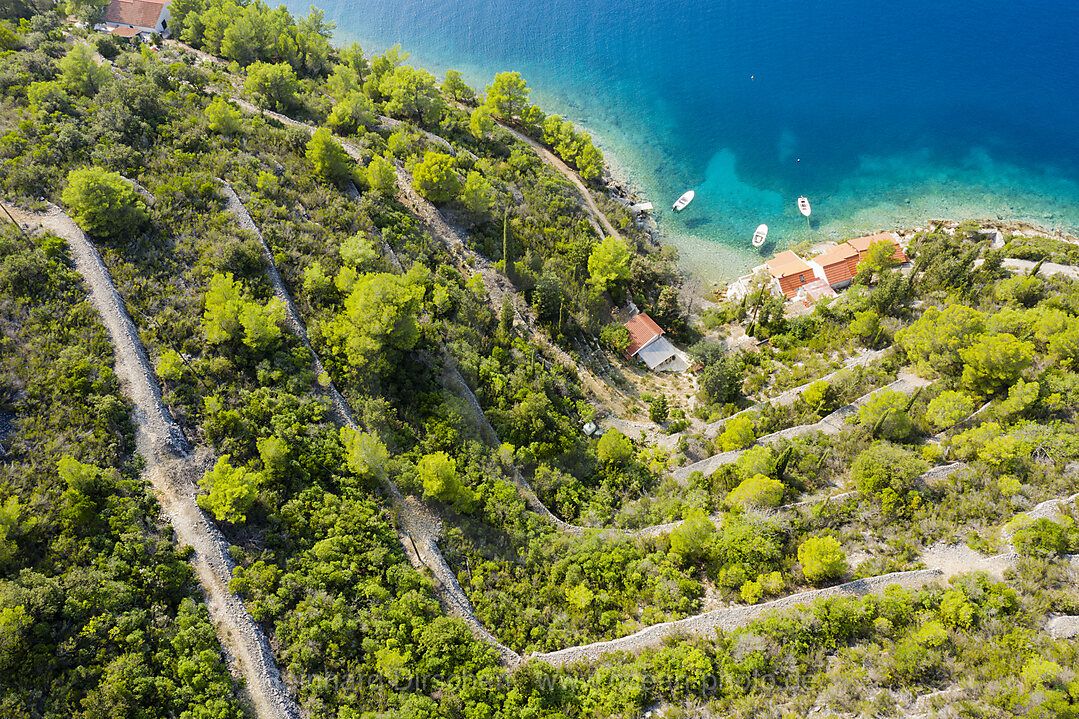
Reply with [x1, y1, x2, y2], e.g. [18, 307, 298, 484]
[104, 0, 166, 29]
[765, 250, 803, 272]
[813, 243, 860, 285]
[107, 25, 143, 37]
[767, 256, 812, 280]
[624, 313, 664, 356]
[848, 232, 908, 262]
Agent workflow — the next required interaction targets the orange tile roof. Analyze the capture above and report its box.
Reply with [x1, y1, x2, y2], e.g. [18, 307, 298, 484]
[624, 313, 664, 356]
[767, 256, 812, 280]
[104, 0, 166, 29]
[108, 25, 143, 37]
[848, 232, 908, 263]
[813, 243, 860, 285]
[765, 250, 803, 273]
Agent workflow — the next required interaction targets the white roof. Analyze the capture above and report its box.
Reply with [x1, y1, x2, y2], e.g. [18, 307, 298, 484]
[636, 336, 678, 370]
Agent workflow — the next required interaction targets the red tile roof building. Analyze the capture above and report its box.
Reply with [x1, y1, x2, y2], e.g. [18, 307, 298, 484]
[624, 313, 664, 356]
[766, 250, 815, 298]
[102, 0, 170, 35]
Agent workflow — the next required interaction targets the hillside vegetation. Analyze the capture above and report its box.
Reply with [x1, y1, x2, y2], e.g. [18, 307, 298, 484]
[0, 6, 1078, 719]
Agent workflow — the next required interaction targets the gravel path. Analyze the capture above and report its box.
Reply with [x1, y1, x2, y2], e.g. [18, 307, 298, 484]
[673, 372, 932, 483]
[3, 202, 301, 719]
[218, 186, 522, 667]
[495, 123, 619, 242]
[532, 569, 945, 666]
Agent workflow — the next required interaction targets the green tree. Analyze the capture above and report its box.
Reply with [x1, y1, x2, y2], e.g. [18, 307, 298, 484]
[306, 128, 351, 184]
[418, 452, 473, 509]
[858, 390, 915, 441]
[1049, 318, 1079, 368]
[58, 43, 110, 96]
[587, 236, 632, 290]
[484, 71, 530, 122]
[239, 297, 285, 351]
[855, 239, 901, 283]
[960, 333, 1034, 397]
[0, 605, 31, 671]
[197, 455, 260, 524]
[156, 349, 185, 382]
[469, 105, 494, 139]
[244, 61, 299, 110]
[340, 427, 389, 482]
[319, 269, 427, 376]
[380, 66, 444, 125]
[798, 536, 847, 584]
[718, 414, 756, 452]
[897, 304, 986, 373]
[850, 309, 880, 345]
[366, 155, 398, 195]
[339, 41, 369, 79]
[0, 496, 32, 567]
[597, 430, 633, 466]
[851, 442, 927, 497]
[924, 390, 975, 429]
[801, 380, 834, 413]
[576, 140, 604, 181]
[206, 96, 242, 135]
[443, 69, 475, 102]
[669, 508, 715, 564]
[327, 90, 376, 135]
[61, 168, 149, 240]
[727, 473, 784, 509]
[460, 170, 495, 216]
[412, 151, 462, 204]
[202, 272, 245, 343]
[599, 323, 630, 353]
[649, 394, 669, 424]
[532, 273, 563, 324]
[326, 62, 361, 100]
[699, 356, 743, 404]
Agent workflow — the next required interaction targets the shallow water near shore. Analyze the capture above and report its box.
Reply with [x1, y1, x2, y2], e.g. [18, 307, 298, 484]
[291, 0, 1079, 282]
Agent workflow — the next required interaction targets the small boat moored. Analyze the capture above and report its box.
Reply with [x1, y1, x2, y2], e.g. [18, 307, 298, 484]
[752, 223, 768, 248]
[672, 190, 695, 212]
[798, 196, 811, 217]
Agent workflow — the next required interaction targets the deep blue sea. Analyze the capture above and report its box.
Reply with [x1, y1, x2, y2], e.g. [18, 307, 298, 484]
[289, 0, 1079, 279]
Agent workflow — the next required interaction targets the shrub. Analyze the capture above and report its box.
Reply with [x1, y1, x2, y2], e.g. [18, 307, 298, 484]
[718, 414, 755, 452]
[727, 474, 784, 509]
[797, 536, 847, 585]
[851, 442, 927, 496]
[61, 167, 149, 240]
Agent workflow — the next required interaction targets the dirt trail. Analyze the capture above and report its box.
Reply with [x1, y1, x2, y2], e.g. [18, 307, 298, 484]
[673, 371, 932, 483]
[218, 185, 521, 667]
[3, 202, 301, 719]
[532, 569, 945, 666]
[496, 123, 619, 242]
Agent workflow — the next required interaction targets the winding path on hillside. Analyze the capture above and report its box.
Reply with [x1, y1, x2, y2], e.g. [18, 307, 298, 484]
[217, 183, 521, 666]
[2, 202, 302, 719]
[672, 371, 932, 483]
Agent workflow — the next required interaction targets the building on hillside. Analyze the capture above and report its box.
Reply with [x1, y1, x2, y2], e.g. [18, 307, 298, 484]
[766, 250, 815, 298]
[847, 232, 908, 264]
[623, 313, 688, 372]
[806, 242, 860, 289]
[99, 0, 171, 39]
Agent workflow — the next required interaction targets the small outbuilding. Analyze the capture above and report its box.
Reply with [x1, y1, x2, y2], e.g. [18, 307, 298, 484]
[623, 313, 688, 372]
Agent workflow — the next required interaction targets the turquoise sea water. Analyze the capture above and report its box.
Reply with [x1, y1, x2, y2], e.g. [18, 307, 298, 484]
[289, 0, 1079, 280]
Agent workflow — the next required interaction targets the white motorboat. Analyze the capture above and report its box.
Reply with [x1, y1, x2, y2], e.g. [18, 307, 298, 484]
[752, 223, 768, 248]
[798, 196, 811, 217]
[672, 190, 695, 212]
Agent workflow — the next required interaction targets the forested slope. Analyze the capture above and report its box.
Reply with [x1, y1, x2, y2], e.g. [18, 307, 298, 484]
[1, 5, 1078, 718]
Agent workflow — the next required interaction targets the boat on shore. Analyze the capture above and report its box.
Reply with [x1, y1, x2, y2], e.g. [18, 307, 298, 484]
[672, 190, 695, 212]
[798, 196, 811, 217]
[752, 223, 768, 248]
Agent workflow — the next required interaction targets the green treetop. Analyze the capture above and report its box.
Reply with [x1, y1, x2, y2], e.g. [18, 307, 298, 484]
[306, 128, 352, 184]
[484, 71, 530, 122]
[59, 43, 110, 96]
[198, 455, 260, 524]
[412, 152, 462, 204]
[244, 61, 299, 110]
[798, 536, 847, 585]
[587, 236, 632, 290]
[61, 167, 148, 240]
